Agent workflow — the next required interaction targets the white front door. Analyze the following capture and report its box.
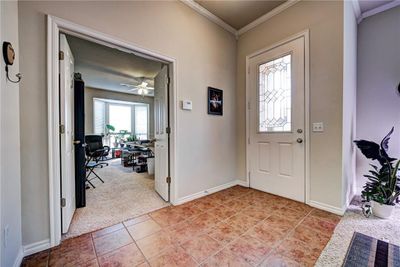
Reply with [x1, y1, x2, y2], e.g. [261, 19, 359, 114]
[60, 34, 76, 233]
[154, 66, 169, 201]
[248, 37, 305, 202]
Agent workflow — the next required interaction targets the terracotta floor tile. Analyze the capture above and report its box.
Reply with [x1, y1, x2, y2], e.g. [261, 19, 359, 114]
[49, 234, 96, 266]
[275, 237, 318, 266]
[224, 213, 258, 233]
[240, 206, 272, 221]
[92, 223, 125, 239]
[207, 222, 242, 244]
[309, 208, 341, 224]
[123, 214, 151, 227]
[300, 216, 336, 234]
[207, 205, 237, 221]
[262, 215, 297, 234]
[148, 246, 197, 267]
[150, 207, 185, 228]
[260, 252, 303, 267]
[127, 219, 162, 240]
[227, 234, 272, 266]
[181, 234, 222, 262]
[190, 212, 221, 231]
[291, 224, 331, 249]
[22, 186, 338, 267]
[93, 228, 133, 256]
[21, 250, 49, 267]
[274, 206, 308, 223]
[201, 248, 252, 267]
[136, 230, 173, 259]
[166, 220, 204, 244]
[98, 243, 146, 267]
[247, 223, 285, 246]
[222, 199, 250, 212]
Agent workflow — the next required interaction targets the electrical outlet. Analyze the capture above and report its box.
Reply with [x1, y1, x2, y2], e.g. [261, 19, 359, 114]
[312, 122, 324, 132]
[4, 225, 9, 248]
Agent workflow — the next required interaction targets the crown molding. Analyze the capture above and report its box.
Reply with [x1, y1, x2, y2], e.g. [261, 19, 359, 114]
[237, 0, 300, 36]
[358, 0, 400, 23]
[180, 0, 237, 36]
[181, 0, 300, 38]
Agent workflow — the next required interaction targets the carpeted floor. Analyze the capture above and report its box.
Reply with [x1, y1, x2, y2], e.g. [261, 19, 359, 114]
[316, 196, 400, 266]
[64, 159, 169, 239]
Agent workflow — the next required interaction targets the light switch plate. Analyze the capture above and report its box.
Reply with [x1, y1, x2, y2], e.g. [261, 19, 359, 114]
[182, 100, 192, 110]
[312, 122, 324, 132]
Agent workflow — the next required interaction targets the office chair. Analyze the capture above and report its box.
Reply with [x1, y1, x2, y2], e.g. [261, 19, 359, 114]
[85, 135, 109, 188]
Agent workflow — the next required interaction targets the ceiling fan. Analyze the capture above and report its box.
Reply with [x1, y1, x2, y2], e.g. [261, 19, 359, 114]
[120, 76, 154, 96]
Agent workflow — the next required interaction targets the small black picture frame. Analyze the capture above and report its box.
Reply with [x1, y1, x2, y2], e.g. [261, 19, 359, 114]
[208, 87, 223, 116]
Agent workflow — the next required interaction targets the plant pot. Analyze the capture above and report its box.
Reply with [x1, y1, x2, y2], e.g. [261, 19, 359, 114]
[371, 201, 395, 219]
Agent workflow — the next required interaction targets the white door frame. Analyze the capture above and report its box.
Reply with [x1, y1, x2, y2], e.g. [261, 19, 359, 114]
[245, 30, 310, 204]
[47, 15, 178, 247]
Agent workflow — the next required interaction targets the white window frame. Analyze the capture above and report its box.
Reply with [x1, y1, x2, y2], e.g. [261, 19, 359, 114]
[93, 98, 150, 140]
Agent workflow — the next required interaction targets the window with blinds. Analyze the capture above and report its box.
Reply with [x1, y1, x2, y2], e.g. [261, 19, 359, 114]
[94, 100, 106, 135]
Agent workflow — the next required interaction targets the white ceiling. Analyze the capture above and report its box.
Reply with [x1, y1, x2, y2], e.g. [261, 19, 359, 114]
[195, 0, 286, 30]
[66, 35, 162, 97]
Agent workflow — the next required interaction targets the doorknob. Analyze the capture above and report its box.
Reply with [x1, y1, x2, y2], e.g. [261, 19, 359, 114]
[297, 129, 303, 133]
[73, 140, 81, 145]
[296, 138, 303, 143]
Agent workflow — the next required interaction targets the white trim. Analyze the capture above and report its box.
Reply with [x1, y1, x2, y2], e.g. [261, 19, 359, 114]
[47, 15, 178, 247]
[237, 0, 300, 36]
[245, 30, 310, 204]
[12, 248, 23, 267]
[358, 0, 400, 23]
[308, 200, 345, 216]
[236, 179, 249, 187]
[351, 0, 361, 19]
[180, 0, 237, 36]
[172, 180, 244, 206]
[23, 239, 51, 257]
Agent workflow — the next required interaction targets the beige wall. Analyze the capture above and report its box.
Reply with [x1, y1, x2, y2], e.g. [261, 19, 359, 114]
[19, 1, 237, 246]
[357, 7, 400, 191]
[1, 1, 22, 266]
[236, 1, 345, 209]
[84, 87, 154, 138]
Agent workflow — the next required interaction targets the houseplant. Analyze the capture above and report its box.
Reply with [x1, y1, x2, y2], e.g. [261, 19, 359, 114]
[354, 127, 400, 218]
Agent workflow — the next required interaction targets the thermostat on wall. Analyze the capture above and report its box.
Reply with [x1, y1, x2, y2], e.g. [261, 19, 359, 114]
[182, 100, 192, 110]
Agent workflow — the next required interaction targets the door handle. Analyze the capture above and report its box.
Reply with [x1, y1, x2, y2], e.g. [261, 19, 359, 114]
[73, 140, 81, 145]
[296, 138, 303, 144]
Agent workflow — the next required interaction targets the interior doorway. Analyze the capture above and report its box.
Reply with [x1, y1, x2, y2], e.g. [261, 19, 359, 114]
[246, 32, 310, 203]
[47, 15, 177, 246]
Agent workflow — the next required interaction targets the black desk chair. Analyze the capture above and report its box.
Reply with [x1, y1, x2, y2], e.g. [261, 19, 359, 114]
[85, 135, 110, 161]
[85, 135, 109, 188]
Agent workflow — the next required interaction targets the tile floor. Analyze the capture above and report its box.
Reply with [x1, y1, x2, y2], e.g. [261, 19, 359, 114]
[21, 186, 341, 267]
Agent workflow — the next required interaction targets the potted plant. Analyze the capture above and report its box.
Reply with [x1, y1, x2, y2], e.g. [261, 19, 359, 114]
[354, 127, 400, 219]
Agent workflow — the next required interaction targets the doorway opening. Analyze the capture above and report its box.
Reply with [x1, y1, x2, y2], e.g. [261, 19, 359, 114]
[47, 15, 177, 246]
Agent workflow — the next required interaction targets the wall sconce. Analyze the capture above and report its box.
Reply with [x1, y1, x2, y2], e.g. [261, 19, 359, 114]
[2, 41, 22, 83]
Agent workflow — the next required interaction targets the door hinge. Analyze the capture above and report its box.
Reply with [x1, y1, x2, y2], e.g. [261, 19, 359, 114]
[248, 66, 250, 74]
[248, 137, 250, 145]
[167, 76, 171, 85]
[247, 101, 250, 110]
[248, 171, 251, 179]
[166, 127, 171, 134]
[166, 176, 171, 184]
[59, 51, 64, 61]
[59, 124, 65, 134]
[61, 198, 66, 207]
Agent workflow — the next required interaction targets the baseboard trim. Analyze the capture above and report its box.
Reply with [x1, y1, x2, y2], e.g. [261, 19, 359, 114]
[309, 200, 345, 216]
[236, 179, 249, 187]
[23, 239, 51, 257]
[172, 180, 245, 206]
[13, 247, 24, 267]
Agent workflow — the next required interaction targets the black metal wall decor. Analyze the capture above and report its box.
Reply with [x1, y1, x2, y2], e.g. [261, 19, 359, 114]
[2, 41, 22, 83]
